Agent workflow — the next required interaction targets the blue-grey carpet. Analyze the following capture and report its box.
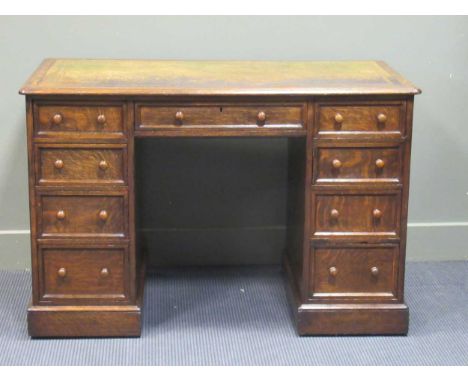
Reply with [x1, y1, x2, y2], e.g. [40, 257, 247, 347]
[0, 261, 466, 366]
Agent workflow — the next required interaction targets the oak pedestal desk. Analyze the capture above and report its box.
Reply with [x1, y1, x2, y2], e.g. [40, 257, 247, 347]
[20, 59, 420, 337]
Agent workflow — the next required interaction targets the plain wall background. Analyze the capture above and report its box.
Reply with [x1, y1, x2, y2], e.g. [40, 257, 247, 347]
[0, 16, 467, 268]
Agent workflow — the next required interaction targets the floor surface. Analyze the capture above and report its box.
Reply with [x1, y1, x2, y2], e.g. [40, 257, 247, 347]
[0, 261, 466, 365]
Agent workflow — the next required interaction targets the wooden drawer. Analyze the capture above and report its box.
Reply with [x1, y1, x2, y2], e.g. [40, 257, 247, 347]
[38, 244, 128, 303]
[36, 144, 126, 186]
[37, 191, 127, 238]
[314, 144, 402, 184]
[311, 190, 400, 237]
[34, 102, 125, 139]
[316, 102, 404, 137]
[309, 244, 398, 299]
[136, 103, 305, 130]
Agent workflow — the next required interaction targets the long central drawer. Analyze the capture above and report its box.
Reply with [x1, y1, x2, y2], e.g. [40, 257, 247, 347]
[136, 103, 305, 130]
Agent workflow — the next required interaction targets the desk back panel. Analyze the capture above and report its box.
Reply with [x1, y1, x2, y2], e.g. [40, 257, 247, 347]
[135, 137, 293, 267]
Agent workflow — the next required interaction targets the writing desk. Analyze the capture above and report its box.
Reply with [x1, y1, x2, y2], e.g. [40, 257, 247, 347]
[20, 59, 420, 337]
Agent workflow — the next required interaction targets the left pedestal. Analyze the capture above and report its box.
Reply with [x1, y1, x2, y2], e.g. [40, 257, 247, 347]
[24, 98, 138, 337]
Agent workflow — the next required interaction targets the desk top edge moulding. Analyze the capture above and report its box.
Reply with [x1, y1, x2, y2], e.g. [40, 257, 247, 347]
[20, 59, 420, 337]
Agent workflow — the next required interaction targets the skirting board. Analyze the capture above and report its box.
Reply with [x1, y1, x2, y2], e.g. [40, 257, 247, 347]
[1, 224, 467, 269]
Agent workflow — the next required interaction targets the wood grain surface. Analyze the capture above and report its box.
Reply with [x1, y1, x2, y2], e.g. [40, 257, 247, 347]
[314, 145, 402, 183]
[37, 145, 126, 185]
[38, 193, 127, 238]
[312, 192, 399, 236]
[310, 245, 398, 298]
[40, 247, 127, 301]
[35, 102, 124, 136]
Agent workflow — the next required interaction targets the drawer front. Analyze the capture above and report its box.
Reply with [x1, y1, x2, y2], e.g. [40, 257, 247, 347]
[39, 246, 128, 302]
[310, 245, 398, 299]
[35, 103, 125, 138]
[317, 103, 403, 137]
[312, 192, 400, 236]
[136, 103, 305, 129]
[36, 145, 126, 185]
[314, 146, 402, 184]
[38, 193, 127, 238]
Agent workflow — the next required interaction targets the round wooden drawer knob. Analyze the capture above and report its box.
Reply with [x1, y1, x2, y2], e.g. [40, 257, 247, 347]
[377, 113, 387, 123]
[98, 210, 108, 221]
[375, 159, 385, 169]
[370, 266, 379, 276]
[52, 113, 63, 125]
[373, 208, 382, 219]
[97, 114, 106, 124]
[100, 268, 109, 278]
[257, 111, 267, 124]
[99, 160, 109, 171]
[329, 266, 338, 277]
[57, 267, 67, 278]
[330, 209, 340, 219]
[56, 210, 66, 220]
[54, 159, 64, 169]
[334, 113, 344, 123]
[175, 111, 184, 122]
[332, 159, 342, 169]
